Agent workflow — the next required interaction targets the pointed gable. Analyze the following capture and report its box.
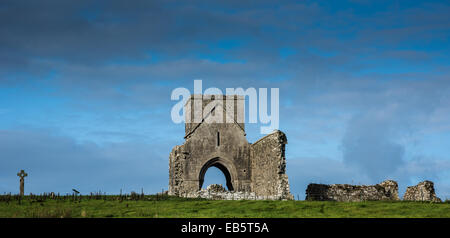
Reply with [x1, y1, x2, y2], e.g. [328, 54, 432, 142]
[184, 101, 245, 139]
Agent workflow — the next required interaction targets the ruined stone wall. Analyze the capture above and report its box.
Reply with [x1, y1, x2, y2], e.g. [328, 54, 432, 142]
[306, 180, 400, 202]
[403, 181, 441, 202]
[168, 145, 190, 196]
[185, 184, 284, 200]
[168, 122, 252, 196]
[250, 130, 294, 200]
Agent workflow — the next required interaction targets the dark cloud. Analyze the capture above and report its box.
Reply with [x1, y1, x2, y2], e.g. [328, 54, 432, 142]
[0, 0, 259, 69]
[1, 0, 447, 74]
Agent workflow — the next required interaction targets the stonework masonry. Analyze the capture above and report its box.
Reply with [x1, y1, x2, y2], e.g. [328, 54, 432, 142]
[306, 180, 400, 202]
[168, 95, 294, 200]
[306, 180, 442, 202]
[403, 181, 442, 202]
[188, 184, 286, 200]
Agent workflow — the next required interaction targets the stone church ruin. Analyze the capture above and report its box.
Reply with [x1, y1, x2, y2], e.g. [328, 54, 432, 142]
[168, 95, 294, 200]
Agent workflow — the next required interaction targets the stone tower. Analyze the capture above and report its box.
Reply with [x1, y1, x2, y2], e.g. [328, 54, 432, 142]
[168, 94, 293, 200]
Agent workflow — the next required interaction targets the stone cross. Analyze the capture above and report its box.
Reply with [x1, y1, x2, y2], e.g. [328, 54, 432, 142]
[17, 170, 28, 196]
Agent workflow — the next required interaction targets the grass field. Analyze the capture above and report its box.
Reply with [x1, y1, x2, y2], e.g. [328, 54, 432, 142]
[0, 195, 449, 218]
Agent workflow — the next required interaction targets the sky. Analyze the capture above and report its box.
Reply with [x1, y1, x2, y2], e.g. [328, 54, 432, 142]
[0, 0, 449, 199]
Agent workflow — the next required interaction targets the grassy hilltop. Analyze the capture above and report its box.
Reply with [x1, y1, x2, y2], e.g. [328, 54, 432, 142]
[1, 194, 449, 218]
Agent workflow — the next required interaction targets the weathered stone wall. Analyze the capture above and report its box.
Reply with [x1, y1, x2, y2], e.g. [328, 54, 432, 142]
[168, 122, 251, 195]
[306, 180, 400, 202]
[185, 95, 245, 137]
[250, 130, 294, 200]
[403, 181, 441, 202]
[185, 184, 286, 200]
[168, 145, 187, 196]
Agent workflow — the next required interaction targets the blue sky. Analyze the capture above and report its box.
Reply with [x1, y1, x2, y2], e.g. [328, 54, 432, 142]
[1, 0, 450, 199]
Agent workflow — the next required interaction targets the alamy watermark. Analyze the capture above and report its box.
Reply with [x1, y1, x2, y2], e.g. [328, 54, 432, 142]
[171, 80, 279, 134]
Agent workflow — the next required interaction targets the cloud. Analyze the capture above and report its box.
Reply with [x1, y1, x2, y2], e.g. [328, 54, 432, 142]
[1, 0, 447, 76]
[341, 107, 406, 183]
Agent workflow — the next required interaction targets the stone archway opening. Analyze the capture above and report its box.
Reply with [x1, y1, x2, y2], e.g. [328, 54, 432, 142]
[200, 167, 228, 190]
[199, 158, 234, 191]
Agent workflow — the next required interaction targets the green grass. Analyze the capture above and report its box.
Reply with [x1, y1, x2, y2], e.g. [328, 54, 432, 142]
[0, 196, 449, 218]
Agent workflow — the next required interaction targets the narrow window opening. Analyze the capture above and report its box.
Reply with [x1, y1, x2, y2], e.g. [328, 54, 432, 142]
[217, 131, 220, 146]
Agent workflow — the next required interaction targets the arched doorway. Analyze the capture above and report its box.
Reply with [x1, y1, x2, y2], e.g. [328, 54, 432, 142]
[199, 158, 234, 191]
